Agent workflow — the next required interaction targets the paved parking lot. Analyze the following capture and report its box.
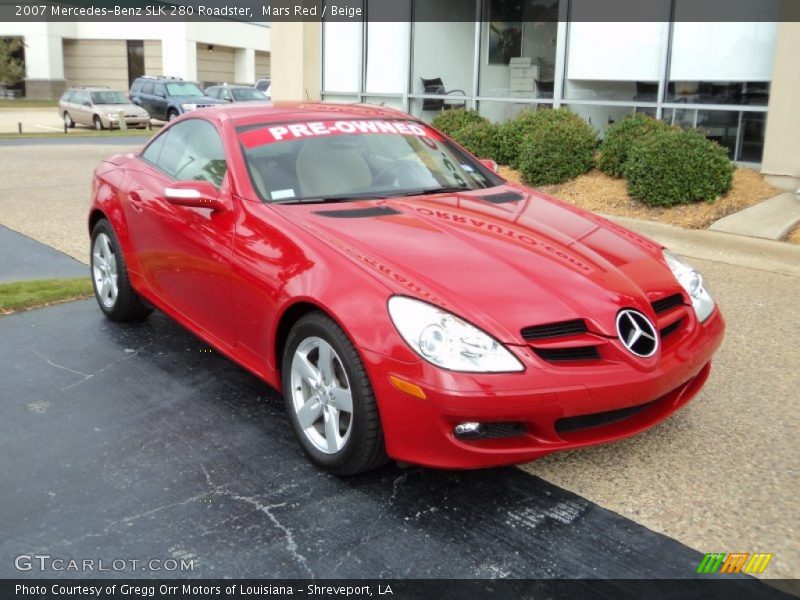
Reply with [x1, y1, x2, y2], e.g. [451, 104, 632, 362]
[0, 140, 797, 580]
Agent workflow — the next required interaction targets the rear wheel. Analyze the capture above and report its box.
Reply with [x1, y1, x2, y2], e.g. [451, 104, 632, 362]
[93, 115, 103, 130]
[167, 109, 178, 121]
[63, 112, 74, 128]
[90, 219, 152, 322]
[282, 312, 388, 476]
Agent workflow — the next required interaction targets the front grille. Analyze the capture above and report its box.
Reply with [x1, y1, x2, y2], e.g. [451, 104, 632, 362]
[533, 346, 600, 362]
[660, 318, 683, 339]
[651, 293, 684, 314]
[555, 399, 657, 434]
[478, 191, 524, 204]
[483, 422, 526, 439]
[521, 319, 587, 341]
[314, 207, 401, 218]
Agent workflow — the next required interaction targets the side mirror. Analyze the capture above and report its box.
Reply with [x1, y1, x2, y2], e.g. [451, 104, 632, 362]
[480, 159, 499, 174]
[164, 181, 228, 212]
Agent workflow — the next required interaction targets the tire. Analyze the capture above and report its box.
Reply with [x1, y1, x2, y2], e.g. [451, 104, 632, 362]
[90, 219, 152, 322]
[93, 115, 103, 131]
[167, 109, 178, 121]
[282, 312, 388, 476]
[63, 112, 75, 128]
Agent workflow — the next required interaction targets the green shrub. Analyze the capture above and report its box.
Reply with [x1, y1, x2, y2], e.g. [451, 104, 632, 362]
[516, 109, 599, 186]
[624, 129, 733, 207]
[450, 121, 501, 161]
[598, 113, 670, 177]
[496, 110, 543, 168]
[430, 108, 488, 137]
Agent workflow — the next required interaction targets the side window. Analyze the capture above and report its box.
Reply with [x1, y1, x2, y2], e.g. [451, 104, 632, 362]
[206, 88, 218, 99]
[221, 89, 231, 101]
[154, 83, 165, 97]
[130, 80, 142, 94]
[141, 130, 169, 166]
[76, 91, 89, 105]
[141, 82, 154, 95]
[152, 120, 227, 188]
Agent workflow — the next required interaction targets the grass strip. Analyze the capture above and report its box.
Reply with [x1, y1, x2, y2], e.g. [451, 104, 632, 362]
[0, 277, 94, 314]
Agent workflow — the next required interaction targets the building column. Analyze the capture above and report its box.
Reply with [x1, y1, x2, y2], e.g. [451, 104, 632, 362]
[23, 32, 65, 99]
[761, 21, 800, 191]
[234, 48, 256, 84]
[270, 22, 321, 101]
[161, 35, 196, 81]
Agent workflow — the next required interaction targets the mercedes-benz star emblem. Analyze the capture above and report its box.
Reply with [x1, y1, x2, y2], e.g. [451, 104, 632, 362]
[616, 309, 658, 357]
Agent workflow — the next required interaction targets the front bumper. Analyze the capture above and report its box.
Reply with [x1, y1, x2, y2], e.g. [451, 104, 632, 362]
[361, 307, 725, 469]
[102, 116, 150, 129]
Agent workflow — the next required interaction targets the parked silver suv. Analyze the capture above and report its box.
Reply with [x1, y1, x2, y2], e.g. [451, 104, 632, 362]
[59, 87, 150, 130]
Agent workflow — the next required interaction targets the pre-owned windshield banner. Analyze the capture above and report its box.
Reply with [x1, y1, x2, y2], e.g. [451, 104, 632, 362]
[239, 120, 443, 148]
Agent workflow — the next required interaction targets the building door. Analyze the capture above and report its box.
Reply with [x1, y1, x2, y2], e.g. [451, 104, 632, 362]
[127, 40, 144, 88]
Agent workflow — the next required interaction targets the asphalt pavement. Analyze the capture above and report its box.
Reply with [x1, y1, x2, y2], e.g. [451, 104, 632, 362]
[0, 299, 784, 592]
[0, 225, 87, 283]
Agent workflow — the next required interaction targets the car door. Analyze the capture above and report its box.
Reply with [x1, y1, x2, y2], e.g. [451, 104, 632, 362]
[152, 82, 167, 119]
[74, 90, 92, 126]
[138, 81, 155, 116]
[122, 118, 237, 345]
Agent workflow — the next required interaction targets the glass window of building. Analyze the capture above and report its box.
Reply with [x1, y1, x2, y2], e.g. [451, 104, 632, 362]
[477, 0, 559, 103]
[365, 1, 411, 94]
[410, 0, 477, 119]
[667, 21, 777, 106]
[323, 19, 363, 93]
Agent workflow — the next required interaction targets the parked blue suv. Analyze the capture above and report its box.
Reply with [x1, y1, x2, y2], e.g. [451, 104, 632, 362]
[129, 76, 224, 121]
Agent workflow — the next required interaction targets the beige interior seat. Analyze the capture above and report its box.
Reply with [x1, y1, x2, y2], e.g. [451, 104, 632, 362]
[296, 138, 373, 197]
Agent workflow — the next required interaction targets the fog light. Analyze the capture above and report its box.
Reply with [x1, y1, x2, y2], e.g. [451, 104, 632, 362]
[453, 422, 485, 439]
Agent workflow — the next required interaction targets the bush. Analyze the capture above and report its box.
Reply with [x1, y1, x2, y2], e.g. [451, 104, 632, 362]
[624, 129, 733, 206]
[516, 109, 599, 186]
[430, 108, 488, 137]
[496, 110, 543, 168]
[450, 121, 502, 161]
[598, 113, 670, 177]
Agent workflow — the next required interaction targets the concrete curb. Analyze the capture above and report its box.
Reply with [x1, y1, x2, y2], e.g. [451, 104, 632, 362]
[708, 192, 800, 240]
[604, 214, 800, 279]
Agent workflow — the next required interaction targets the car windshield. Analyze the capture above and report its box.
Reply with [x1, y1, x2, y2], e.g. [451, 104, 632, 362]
[166, 82, 204, 97]
[90, 91, 129, 104]
[232, 88, 268, 101]
[238, 119, 499, 203]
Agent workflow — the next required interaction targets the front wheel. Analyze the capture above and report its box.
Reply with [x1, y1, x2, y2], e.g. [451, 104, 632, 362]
[90, 220, 152, 322]
[93, 115, 103, 130]
[167, 109, 178, 121]
[282, 312, 388, 476]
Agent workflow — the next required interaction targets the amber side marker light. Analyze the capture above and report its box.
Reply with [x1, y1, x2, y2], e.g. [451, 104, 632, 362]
[389, 375, 426, 400]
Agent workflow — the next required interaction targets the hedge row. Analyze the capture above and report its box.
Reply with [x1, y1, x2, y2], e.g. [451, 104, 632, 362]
[431, 108, 733, 207]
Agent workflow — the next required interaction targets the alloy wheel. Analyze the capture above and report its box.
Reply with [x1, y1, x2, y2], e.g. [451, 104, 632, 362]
[92, 232, 118, 309]
[290, 336, 354, 454]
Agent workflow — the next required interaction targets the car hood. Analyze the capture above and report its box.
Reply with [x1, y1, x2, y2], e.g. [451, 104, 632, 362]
[273, 186, 682, 344]
[94, 103, 147, 113]
[171, 95, 225, 104]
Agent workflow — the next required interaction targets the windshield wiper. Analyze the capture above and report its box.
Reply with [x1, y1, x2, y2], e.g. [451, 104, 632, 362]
[395, 186, 469, 198]
[271, 187, 469, 205]
[271, 191, 385, 205]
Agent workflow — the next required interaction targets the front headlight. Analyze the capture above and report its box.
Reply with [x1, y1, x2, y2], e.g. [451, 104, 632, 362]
[387, 296, 524, 372]
[181, 103, 197, 111]
[663, 250, 715, 322]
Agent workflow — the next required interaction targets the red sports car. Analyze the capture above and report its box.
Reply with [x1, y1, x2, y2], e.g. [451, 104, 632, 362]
[88, 102, 724, 475]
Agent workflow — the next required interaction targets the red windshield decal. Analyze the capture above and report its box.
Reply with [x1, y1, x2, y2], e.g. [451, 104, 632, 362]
[239, 119, 442, 148]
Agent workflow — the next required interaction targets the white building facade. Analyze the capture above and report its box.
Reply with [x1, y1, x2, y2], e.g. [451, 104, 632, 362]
[1, 21, 271, 99]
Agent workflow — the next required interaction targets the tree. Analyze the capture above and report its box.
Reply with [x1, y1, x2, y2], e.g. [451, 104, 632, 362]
[0, 38, 25, 86]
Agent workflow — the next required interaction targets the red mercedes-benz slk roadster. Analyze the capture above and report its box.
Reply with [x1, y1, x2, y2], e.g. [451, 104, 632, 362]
[88, 102, 724, 475]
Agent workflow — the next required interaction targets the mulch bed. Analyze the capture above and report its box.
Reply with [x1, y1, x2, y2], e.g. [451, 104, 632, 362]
[498, 166, 782, 231]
